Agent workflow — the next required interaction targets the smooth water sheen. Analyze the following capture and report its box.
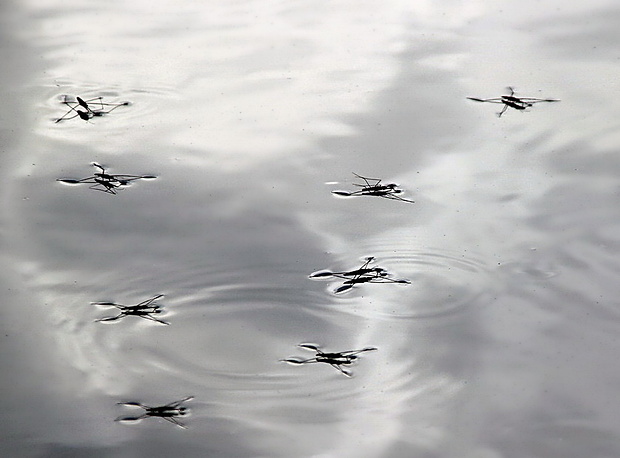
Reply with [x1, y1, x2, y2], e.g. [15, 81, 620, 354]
[2, 1, 620, 457]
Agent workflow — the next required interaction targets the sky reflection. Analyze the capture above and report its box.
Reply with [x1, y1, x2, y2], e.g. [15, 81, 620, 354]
[4, 0, 620, 457]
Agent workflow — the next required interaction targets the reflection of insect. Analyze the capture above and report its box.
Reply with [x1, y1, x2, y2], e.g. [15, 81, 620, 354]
[57, 162, 156, 195]
[281, 344, 377, 377]
[309, 256, 410, 294]
[467, 87, 559, 117]
[55, 95, 130, 123]
[93, 294, 169, 325]
[332, 173, 414, 203]
[116, 396, 194, 428]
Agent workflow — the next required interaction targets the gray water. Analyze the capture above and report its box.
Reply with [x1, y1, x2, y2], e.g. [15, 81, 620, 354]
[2, 1, 620, 457]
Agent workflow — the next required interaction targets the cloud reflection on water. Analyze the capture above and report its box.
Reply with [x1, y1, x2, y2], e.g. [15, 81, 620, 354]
[4, 0, 620, 457]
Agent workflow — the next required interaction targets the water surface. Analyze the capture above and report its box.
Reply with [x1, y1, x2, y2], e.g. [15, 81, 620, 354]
[3, 1, 620, 457]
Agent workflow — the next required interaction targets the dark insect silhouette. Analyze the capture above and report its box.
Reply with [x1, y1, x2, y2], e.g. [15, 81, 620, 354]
[57, 162, 156, 195]
[93, 294, 168, 325]
[309, 256, 410, 294]
[116, 396, 193, 428]
[55, 95, 130, 123]
[332, 173, 414, 203]
[281, 344, 377, 377]
[467, 87, 559, 117]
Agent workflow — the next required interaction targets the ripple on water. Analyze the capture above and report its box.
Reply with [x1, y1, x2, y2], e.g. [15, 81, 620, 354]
[321, 243, 497, 321]
[40, 82, 172, 139]
[138, 282, 379, 396]
[24, 254, 359, 397]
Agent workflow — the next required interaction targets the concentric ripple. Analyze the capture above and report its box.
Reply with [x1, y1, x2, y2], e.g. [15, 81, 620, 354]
[325, 238, 498, 320]
[41, 84, 168, 140]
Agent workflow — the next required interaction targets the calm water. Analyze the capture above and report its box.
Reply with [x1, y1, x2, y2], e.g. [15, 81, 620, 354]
[2, 1, 620, 457]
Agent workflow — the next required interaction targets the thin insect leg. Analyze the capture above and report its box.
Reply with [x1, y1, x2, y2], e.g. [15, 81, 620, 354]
[135, 295, 164, 307]
[356, 259, 371, 273]
[356, 177, 373, 188]
[166, 396, 194, 407]
[55, 109, 81, 123]
[370, 277, 410, 284]
[331, 274, 363, 282]
[380, 194, 405, 202]
[101, 183, 120, 194]
[138, 314, 170, 325]
[98, 187, 117, 194]
[61, 99, 81, 111]
[332, 273, 358, 282]
[60, 103, 81, 117]
[467, 97, 504, 104]
[92, 162, 106, 173]
[56, 112, 79, 122]
[90, 99, 128, 107]
[163, 417, 187, 428]
[340, 348, 376, 357]
[111, 174, 147, 180]
[89, 184, 117, 194]
[497, 104, 509, 117]
[330, 364, 352, 377]
[78, 96, 105, 105]
[367, 277, 396, 283]
[356, 257, 374, 275]
[294, 357, 320, 364]
[95, 314, 125, 322]
[100, 103, 126, 115]
[381, 194, 415, 203]
[352, 172, 371, 185]
[99, 100, 129, 107]
[525, 98, 559, 103]
[352, 173, 381, 187]
[142, 294, 165, 306]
